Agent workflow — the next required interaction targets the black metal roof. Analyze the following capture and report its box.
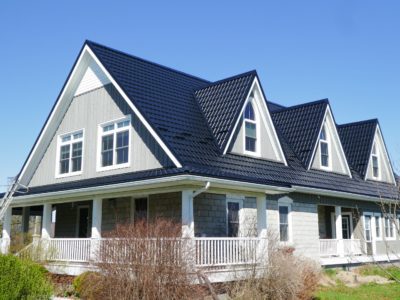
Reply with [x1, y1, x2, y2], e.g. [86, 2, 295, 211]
[15, 41, 399, 200]
[338, 119, 378, 178]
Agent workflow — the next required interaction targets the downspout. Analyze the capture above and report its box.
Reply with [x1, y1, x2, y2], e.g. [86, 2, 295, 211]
[193, 182, 210, 198]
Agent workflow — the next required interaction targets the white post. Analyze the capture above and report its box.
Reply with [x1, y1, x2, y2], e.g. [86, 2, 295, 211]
[181, 190, 194, 238]
[1, 207, 12, 254]
[256, 195, 268, 264]
[22, 207, 30, 233]
[90, 198, 103, 261]
[335, 206, 344, 257]
[41, 203, 52, 239]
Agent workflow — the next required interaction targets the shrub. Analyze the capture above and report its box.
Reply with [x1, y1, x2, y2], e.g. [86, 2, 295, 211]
[0, 254, 53, 299]
[73, 271, 104, 299]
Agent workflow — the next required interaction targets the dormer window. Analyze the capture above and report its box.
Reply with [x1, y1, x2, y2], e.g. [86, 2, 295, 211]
[320, 126, 329, 168]
[244, 102, 257, 153]
[56, 130, 84, 177]
[372, 143, 379, 178]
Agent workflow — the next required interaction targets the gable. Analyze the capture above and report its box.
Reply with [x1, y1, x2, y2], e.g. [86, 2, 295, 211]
[74, 60, 110, 96]
[310, 106, 352, 176]
[18, 43, 182, 187]
[28, 84, 173, 187]
[229, 80, 287, 164]
[365, 126, 396, 184]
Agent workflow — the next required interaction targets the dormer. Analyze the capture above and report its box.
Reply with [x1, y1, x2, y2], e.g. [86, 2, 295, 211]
[365, 126, 396, 184]
[310, 106, 352, 176]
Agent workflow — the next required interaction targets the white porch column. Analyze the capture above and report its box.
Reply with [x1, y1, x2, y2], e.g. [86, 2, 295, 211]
[22, 207, 30, 233]
[181, 190, 194, 238]
[335, 206, 344, 257]
[41, 203, 52, 239]
[256, 196, 267, 238]
[1, 207, 12, 254]
[91, 198, 102, 239]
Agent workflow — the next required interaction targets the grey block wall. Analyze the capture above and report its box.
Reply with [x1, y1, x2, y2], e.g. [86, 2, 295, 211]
[194, 193, 226, 237]
[101, 197, 131, 233]
[148, 192, 181, 223]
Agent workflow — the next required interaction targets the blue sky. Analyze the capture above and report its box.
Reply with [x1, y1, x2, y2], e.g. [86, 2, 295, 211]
[0, 1, 399, 190]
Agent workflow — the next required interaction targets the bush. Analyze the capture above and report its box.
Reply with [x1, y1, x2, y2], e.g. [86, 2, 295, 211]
[0, 254, 53, 299]
[73, 271, 104, 299]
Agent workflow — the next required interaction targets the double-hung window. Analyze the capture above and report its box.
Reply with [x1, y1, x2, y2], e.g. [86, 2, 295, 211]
[384, 216, 395, 239]
[279, 204, 290, 242]
[57, 130, 84, 176]
[244, 102, 257, 153]
[364, 214, 372, 242]
[99, 117, 131, 170]
[320, 126, 329, 168]
[372, 143, 380, 179]
[375, 215, 382, 240]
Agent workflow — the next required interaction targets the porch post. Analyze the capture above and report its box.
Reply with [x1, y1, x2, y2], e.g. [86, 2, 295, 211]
[1, 207, 12, 254]
[22, 207, 30, 233]
[335, 206, 344, 257]
[41, 203, 52, 239]
[91, 198, 102, 239]
[90, 198, 102, 261]
[256, 195, 267, 237]
[181, 190, 194, 238]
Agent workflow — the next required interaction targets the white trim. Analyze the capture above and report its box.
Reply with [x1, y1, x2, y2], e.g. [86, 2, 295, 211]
[18, 45, 182, 185]
[85, 46, 182, 168]
[330, 212, 354, 239]
[55, 129, 85, 178]
[308, 106, 352, 177]
[96, 115, 132, 172]
[223, 78, 287, 166]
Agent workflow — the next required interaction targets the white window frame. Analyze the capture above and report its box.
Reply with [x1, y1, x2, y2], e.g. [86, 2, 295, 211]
[243, 99, 261, 157]
[319, 125, 332, 171]
[278, 199, 292, 244]
[383, 215, 396, 241]
[55, 129, 84, 178]
[371, 143, 380, 180]
[374, 213, 382, 241]
[97, 116, 132, 172]
[225, 199, 243, 237]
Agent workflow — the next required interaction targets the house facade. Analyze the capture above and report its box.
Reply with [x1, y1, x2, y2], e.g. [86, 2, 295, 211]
[0, 41, 399, 280]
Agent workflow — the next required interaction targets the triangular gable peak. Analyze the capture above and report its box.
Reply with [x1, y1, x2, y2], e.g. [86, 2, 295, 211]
[227, 78, 287, 165]
[17, 43, 182, 186]
[309, 106, 352, 177]
[365, 125, 396, 184]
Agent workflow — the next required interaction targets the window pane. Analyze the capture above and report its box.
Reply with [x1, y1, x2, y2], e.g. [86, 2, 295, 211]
[60, 145, 70, 160]
[364, 215, 371, 241]
[102, 151, 113, 167]
[280, 224, 288, 242]
[103, 124, 115, 132]
[73, 132, 83, 139]
[279, 206, 289, 241]
[245, 122, 256, 138]
[72, 157, 82, 172]
[321, 142, 328, 156]
[279, 206, 288, 224]
[227, 202, 239, 237]
[245, 137, 256, 152]
[116, 148, 128, 164]
[320, 127, 327, 140]
[244, 102, 255, 120]
[72, 142, 82, 157]
[375, 216, 380, 238]
[102, 135, 114, 151]
[117, 131, 129, 148]
[116, 131, 129, 164]
[60, 159, 69, 174]
[117, 120, 130, 128]
[61, 135, 71, 143]
[372, 156, 379, 177]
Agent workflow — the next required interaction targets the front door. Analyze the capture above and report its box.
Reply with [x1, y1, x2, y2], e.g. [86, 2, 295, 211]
[227, 202, 240, 237]
[77, 206, 90, 238]
[342, 215, 351, 239]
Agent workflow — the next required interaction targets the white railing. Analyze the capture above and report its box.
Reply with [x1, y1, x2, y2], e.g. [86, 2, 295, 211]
[195, 237, 263, 267]
[46, 238, 91, 262]
[320, 239, 364, 257]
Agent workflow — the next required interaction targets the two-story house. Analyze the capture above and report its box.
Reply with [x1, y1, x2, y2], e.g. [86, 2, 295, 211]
[0, 41, 398, 281]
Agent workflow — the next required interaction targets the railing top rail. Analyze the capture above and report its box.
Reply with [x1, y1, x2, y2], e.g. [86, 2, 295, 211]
[47, 238, 92, 241]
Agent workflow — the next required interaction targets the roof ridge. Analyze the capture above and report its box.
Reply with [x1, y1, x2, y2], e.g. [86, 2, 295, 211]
[271, 98, 329, 114]
[195, 70, 257, 92]
[338, 118, 378, 128]
[86, 40, 211, 84]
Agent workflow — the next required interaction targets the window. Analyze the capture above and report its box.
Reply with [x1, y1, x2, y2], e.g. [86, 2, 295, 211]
[244, 102, 257, 153]
[227, 202, 240, 237]
[279, 205, 290, 242]
[99, 117, 131, 170]
[384, 216, 395, 239]
[134, 198, 148, 224]
[364, 214, 372, 242]
[375, 215, 381, 239]
[57, 130, 83, 176]
[320, 126, 329, 168]
[372, 143, 379, 178]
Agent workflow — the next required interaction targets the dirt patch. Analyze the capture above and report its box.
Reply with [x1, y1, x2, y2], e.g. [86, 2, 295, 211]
[320, 269, 392, 288]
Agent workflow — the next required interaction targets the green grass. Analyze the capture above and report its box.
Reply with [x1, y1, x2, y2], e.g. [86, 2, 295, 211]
[357, 265, 400, 281]
[323, 268, 337, 278]
[315, 282, 400, 300]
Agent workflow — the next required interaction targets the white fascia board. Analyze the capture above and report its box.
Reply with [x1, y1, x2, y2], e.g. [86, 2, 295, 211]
[11, 175, 294, 206]
[85, 46, 182, 168]
[223, 77, 288, 166]
[307, 106, 352, 178]
[292, 185, 397, 204]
